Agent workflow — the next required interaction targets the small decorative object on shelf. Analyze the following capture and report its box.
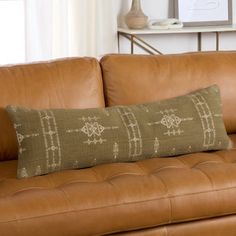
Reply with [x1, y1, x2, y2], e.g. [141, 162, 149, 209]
[125, 0, 148, 29]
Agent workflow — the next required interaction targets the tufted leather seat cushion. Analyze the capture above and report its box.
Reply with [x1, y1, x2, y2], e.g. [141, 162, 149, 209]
[1, 135, 236, 236]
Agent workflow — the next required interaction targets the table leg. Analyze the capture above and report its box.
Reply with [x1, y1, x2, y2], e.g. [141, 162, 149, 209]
[117, 32, 120, 53]
[216, 32, 219, 51]
[198, 32, 202, 51]
[131, 35, 134, 54]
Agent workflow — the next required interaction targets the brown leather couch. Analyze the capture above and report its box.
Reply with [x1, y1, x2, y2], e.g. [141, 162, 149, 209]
[1, 52, 236, 236]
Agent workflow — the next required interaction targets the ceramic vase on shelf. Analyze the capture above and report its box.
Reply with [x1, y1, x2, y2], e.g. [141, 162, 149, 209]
[125, 0, 148, 29]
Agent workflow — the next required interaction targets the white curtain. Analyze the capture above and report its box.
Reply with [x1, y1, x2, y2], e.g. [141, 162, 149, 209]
[25, 0, 119, 62]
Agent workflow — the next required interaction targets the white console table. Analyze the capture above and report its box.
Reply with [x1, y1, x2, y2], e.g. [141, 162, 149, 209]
[118, 25, 236, 55]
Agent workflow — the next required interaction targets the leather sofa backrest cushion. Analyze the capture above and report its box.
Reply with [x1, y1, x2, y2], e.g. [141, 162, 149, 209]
[101, 52, 236, 134]
[0, 57, 105, 161]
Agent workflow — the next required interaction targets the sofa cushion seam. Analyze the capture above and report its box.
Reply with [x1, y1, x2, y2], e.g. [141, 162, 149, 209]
[2, 180, 236, 199]
[1, 186, 236, 224]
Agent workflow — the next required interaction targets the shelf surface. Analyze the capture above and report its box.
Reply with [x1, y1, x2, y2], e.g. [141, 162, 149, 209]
[118, 25, 236, 35]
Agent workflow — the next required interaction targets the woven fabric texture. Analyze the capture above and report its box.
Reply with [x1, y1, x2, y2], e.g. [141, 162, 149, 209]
[7, 85, 231, 178]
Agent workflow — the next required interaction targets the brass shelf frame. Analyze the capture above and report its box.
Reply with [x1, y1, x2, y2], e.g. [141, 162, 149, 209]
[118, 25, 236, 55]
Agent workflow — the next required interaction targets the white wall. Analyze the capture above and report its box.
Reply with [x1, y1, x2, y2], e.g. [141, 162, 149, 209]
[117, 0, 236, 54]
[0, 0, 25, 64]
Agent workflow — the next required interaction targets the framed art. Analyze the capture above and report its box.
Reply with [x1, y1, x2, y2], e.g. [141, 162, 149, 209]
[175, 0, 232, 26]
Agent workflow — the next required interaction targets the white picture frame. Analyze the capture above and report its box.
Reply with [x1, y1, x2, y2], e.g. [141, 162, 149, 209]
[175, 0, 232, 26]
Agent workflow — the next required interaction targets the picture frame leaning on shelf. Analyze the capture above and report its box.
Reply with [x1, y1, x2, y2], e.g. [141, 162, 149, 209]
[175, 0, 232, 26]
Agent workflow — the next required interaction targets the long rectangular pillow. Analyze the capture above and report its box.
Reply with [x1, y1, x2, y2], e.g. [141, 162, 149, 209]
[7, 85, 231, 178]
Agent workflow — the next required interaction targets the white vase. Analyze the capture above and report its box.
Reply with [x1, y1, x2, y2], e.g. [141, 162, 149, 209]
[125, 0, 148, 29]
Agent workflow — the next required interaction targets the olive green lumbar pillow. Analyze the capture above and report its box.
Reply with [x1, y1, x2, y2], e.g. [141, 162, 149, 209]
[7, 85, 231, 178]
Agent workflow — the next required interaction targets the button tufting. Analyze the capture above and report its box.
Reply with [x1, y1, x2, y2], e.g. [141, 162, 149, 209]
[0, 142, 236, 235]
